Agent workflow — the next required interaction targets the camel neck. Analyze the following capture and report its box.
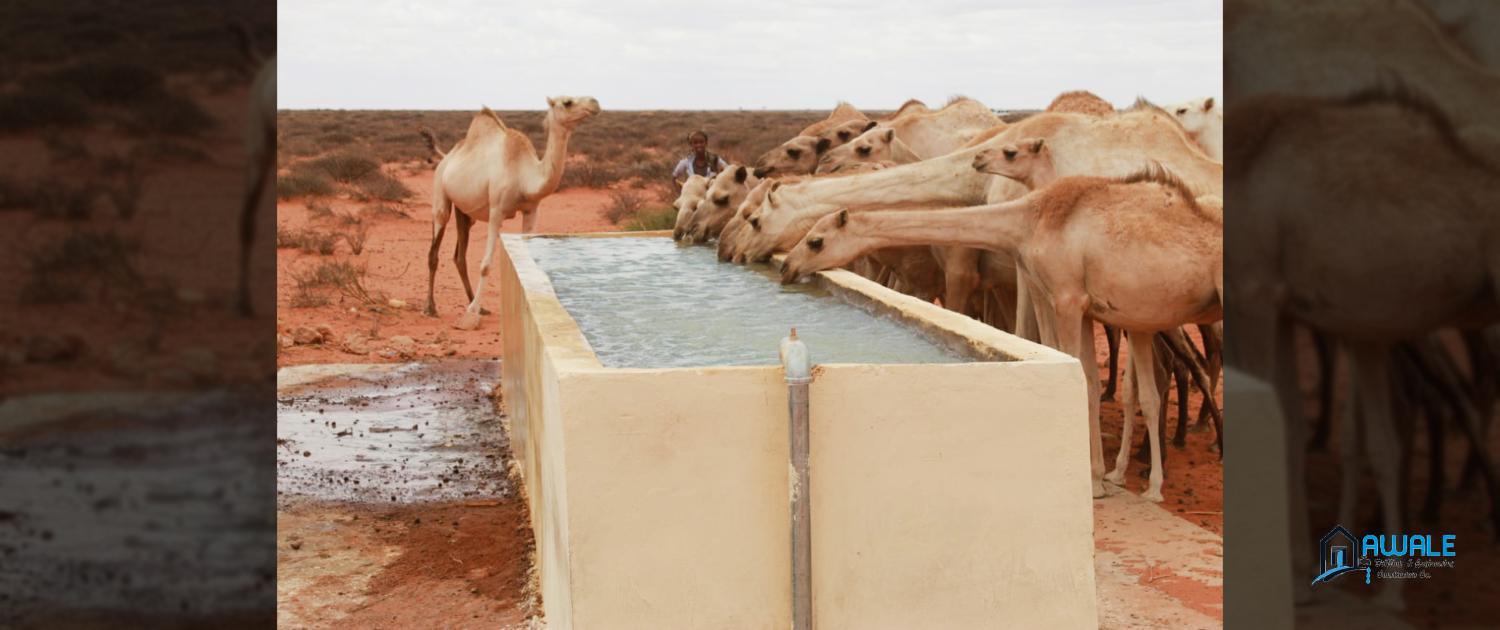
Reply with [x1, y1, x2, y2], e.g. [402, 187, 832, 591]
[846, 198, 1034, 256]
[533, 115, 571, 198]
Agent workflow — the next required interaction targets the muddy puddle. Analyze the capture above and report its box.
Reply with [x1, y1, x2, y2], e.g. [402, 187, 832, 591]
[276, 360, 510, 506]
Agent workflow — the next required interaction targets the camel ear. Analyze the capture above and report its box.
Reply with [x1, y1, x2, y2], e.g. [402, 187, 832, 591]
[1203, 97, 1214, 112]
[546, 97, 556, 107]
[862, 120, 877, 132]
[836, 209, 848, 228]
[883, 129, 895, 143]
[735, 166, 748, 183]
[1030, 138, 1044, 153]
[815, 138, 832, 155]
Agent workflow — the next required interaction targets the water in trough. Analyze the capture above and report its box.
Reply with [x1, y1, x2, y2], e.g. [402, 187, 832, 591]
[525, 236, 974, 368]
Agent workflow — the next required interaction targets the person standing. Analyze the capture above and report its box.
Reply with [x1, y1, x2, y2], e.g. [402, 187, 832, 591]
[672, 130, 729, 190]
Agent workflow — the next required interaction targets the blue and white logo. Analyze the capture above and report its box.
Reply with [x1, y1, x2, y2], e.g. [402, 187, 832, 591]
[1312, 525, 1456, 587]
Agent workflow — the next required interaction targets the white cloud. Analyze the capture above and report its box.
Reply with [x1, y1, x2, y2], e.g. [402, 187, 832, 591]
[278, 0, 1221, 110]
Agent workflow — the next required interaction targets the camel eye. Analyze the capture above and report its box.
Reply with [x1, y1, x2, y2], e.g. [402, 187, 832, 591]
[838, 131, 852, 141]
[856, 146, 871, 156]
[1176, 108, 1187, 115]
[715, 196, 729, 206]
[564, 100, 574, 107]
[787, 148, 801, 159]
[1003, 149, 1017, 161]
[808, 237, 823, 252]
[749, 216, 760, 230]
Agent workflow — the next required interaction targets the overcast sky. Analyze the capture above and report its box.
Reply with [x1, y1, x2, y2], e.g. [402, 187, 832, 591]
[279, 0, 1221, 111]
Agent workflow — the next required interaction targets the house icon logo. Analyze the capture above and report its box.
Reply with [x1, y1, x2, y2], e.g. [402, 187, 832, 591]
[1312, 525, 1371, 587]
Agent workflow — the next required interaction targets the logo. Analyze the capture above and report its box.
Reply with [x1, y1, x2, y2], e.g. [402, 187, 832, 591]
[1312, 525, 1457, 587]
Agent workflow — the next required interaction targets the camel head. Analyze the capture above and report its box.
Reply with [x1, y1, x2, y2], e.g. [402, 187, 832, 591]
[672, 174, 711, 241]
[1169, 97, 1218, 135]
[816, 125, 896, 174]
[687, 165, 759, 243]
[780, 209, 866, 284]
[545, 95, 601, 130]
[820, 119, 879, 148]
[752, 136, 829, 178]
[742, 180, 818, 263]
[973, 137, 1050, 187]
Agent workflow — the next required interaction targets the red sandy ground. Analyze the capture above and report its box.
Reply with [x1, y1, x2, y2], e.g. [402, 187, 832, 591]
[275, 163, 629, 366]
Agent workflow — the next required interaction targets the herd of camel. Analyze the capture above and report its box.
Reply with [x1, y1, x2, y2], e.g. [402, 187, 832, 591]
[411, 83, 1225, 511]
[238, 0, 1500, 612]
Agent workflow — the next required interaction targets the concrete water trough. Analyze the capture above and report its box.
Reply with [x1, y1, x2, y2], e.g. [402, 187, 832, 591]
[497, 231, 1099, 629]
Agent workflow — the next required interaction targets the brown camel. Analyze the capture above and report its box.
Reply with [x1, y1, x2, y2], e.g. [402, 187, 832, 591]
[1228, 86, 1500, 609]
[780, 167, 1224, 500]
[1045, 90, 1115, 116]
[421, 97, 600, 329]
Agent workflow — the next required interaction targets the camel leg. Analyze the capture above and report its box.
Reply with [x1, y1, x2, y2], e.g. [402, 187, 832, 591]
[1172, 353, 1190, 448]
[1055, 304, 1106, 498]
[1336, 346, 1362, 529]
[522, 208, 539, 233]
[939, 248, 980, 318]
[1347, 341, 1406, 610]
[1309, 329, 1338, 450]
[453, 212, 491, 315]
[1192, 322, 1223, 432]
[237, 142, 273, 317]
[1014, 269, 1040, 342]
[458, 200, 509, 329]
[1106, 341, 1137, 487]
[425, 196, 453, 317]
[993, 285, 1017, 333]
[1102, 325, 1121, 402]
[1130, 331, 1167, 502]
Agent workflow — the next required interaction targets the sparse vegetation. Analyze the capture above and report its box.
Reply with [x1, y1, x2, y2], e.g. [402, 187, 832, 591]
[310, 150, 381, 183]
[291, 260, 387, 307]
[604, 190, 647, 224]
[624, 205, 677, 231]
[20, 229, 141, 304]
[278, 171, 335, 199]
[343, 223, 370, 255]
[354, 171, 412, 202]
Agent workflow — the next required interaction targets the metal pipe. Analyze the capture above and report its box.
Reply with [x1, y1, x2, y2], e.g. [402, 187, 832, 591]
[780, 328, 813, 630]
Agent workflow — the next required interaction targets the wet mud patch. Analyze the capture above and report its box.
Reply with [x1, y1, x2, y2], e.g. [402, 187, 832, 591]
[276, 360, 508, 505]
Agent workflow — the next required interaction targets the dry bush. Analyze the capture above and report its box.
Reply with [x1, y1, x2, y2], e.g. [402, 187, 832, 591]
[604, 190, 646, 224]
[624, 205, 676, 232]
[296, 229, 338, 255]
[354, 171, 412, 202]
[277, 171, 333, 199]
[305, 200, 335, 221]
[21, 229, 140, 304]
[342, 223, 370, 255]
[333, 207, 362, 225]
[275, 225, 302, 248]
[364, 203, 409, 220]
[310, 150, 381, 183]
[561, 162, 620, 189]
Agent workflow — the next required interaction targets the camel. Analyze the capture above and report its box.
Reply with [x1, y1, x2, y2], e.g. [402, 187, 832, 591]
[780, 167, 1224, 501]
[815, 97, 1003, 173]
[232, 21, 275, 317]
[751, 135, 840, 178]
[735, 101, 1220, 265]
[423, 97, 600, 328]
[1046, 90, 1115, 116]
[1228, 86, 1500, 609]
[1168, 97, 1223, 161]
[815, 126, 923, 174]
[684, 165, 760, 243]
[671, 174, 711, 241]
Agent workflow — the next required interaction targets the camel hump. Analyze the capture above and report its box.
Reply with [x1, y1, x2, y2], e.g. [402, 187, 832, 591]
[895, 99, 929, 116]
[1046, 91, 1114, 116]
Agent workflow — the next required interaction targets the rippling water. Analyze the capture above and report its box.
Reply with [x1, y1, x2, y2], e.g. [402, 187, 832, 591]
[525, 236, 968, 368]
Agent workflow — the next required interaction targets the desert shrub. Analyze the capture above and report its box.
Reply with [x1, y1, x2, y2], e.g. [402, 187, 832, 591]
[305, 200, 335, 220]
[319, 131, 356, 146]
[32, 62, 164, 105]
[276, 225, 302, 248]
[364, 203, 409, 220]
[624, 205, 677, 231]
[21, 230, 140, 303]
[277, 171, 334, 199]
[0, 92, 89, 132]
[126, 92, 215, 136]
[604, 190, 646, 224]
[354, 171, 412, 202]
[297, 229, 339, 255]
[332, 207, 363, 225]
[310, 150, 380, 183]
[342, 223, 370, 255]
[561, 162, 621, 189]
